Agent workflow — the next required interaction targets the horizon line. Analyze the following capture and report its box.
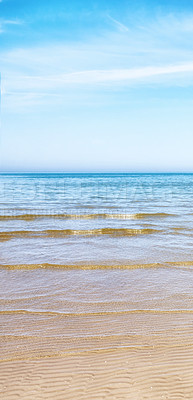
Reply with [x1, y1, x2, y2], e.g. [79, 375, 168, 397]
[1, 171, 193, 175]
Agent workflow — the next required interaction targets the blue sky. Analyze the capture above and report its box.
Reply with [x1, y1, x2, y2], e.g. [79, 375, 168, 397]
[1, 0, 193, 172]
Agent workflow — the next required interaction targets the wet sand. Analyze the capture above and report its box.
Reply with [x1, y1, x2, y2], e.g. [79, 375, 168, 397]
[1, 266, 193, 399]
[1, 346, 193, 400]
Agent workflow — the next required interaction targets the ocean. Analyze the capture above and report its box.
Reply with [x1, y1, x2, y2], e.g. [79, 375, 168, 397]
[1, 173, 193, 266]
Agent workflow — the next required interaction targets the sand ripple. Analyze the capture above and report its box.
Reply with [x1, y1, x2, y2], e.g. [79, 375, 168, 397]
[1, 266, 193, 399]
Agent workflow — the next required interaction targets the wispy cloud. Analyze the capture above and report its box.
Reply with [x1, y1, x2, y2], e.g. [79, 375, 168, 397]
[106, 14, 129, 32]
[47, 63, 193, 84]
[2, 61, 193, 113]
[0, 18, 23, 33]
[1, 12, 193, 109]
[2, 19, 22, 25]
[7, 62, 193, 90]
[148, 13, 193, 34]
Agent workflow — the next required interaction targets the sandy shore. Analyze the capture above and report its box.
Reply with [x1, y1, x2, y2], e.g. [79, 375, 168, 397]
[1, 266, 193, 399]
[1, 344, 193, 400]
[1, 309, 193, 399]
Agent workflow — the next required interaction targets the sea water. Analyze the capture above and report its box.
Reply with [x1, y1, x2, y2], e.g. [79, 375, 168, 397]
[0, 173, 193, 266]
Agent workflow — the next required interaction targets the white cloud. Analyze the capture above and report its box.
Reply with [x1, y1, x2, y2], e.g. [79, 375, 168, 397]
[106, 15, 129, 32]
[0, 18, 22, 33]
[2, 19, 22, 25]
[48, 63, 193, 84]
[3, 63, 193, 95]
[1, 12, 193, 109]
[149, 13, 193, 34]
[2, 61, 193, 113]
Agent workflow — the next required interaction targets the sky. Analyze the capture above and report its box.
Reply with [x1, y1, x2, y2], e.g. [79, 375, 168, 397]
[0, 0, 193, 172]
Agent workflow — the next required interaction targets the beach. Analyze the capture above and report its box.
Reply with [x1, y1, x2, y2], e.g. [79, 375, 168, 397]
[1, 173, 193, 399]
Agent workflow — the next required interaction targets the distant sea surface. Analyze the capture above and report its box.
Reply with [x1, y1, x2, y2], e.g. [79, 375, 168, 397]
[1, 173, 193, 399]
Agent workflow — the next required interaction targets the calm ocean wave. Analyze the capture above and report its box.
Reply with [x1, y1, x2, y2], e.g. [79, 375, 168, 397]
[0, 173, 193, 265]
